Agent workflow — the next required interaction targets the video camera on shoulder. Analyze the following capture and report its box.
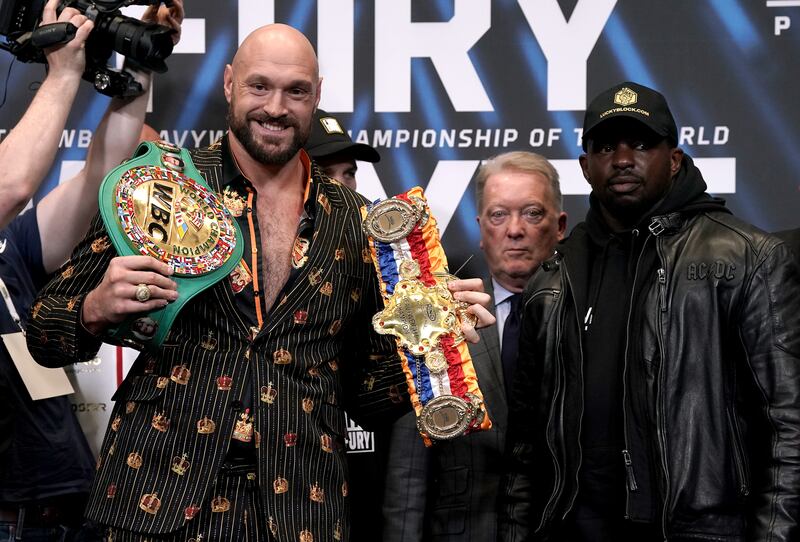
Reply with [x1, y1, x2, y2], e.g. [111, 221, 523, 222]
[0, 0, 175, 97]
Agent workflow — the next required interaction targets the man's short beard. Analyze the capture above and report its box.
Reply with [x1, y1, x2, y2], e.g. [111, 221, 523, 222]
[226, 108, 309, 166]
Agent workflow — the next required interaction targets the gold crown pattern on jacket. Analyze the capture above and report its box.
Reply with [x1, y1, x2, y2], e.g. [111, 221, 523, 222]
[273, 476, 288, 494]
[197, 416, 216, 434]
[171, 453, 190, 476]
[139, 492, 161, 515]
[309, 482, 325, 503]
[126, 452, 143, 469]
[260, 382, 277, 404]
[170, 364, 191, 385]
[210, 495, 230, 513]
[151, 412, 169, 433]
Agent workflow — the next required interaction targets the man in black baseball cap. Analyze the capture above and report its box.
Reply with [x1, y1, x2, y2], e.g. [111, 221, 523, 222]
[304, 109, 380, 190]
[500, 81, 800, 541]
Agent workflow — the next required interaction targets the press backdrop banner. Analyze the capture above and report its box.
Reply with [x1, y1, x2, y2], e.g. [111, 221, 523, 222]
[0, 0, 797, 453]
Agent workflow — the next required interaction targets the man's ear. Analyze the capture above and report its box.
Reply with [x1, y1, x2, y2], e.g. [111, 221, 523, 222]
[670, 148, 684, 177]
[557, 212, 568, 240]
[223, 64, 233, 103]
[579, 154, 590, 183]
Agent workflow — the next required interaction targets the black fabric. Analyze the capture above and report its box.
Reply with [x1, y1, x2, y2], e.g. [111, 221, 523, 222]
[0, 209, 95, 504]
[501, 293, 521, 397]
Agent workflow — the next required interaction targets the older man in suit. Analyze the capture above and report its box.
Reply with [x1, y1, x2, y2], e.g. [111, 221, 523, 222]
[382, 151, 567, 541]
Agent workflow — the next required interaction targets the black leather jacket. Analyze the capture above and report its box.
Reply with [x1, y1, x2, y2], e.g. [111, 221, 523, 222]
[499, 210, 800, 541]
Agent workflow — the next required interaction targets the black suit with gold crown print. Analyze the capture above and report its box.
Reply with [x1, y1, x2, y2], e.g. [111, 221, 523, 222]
[26, 136, 409, 541]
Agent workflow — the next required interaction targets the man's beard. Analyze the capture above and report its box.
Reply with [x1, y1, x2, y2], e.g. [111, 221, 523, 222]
[227, 106, 310, 166]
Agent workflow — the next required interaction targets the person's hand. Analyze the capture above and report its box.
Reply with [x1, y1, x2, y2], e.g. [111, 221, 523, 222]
[41, 0, 94, 78]
[448, 278, 496, 343]
[81, 255, 179, 335]
[142, 0, 184, 45]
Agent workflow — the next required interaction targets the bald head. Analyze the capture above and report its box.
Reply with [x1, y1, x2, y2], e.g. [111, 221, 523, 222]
[223, 23, 322, 167]
[233, 24, 319, 82]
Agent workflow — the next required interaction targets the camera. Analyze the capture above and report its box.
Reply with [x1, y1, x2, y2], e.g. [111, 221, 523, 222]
[0, 0, 175, 97]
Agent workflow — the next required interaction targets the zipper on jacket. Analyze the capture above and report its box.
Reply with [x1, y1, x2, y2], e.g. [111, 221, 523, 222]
[560, 265, 585, 522]
[534, 285, 568, 533]
[654, 238, 672, 541]
[727, 408, 751, 498]
[620, 228, 647, 519]
[622, 449, 639, 491]
[657, 268, 667, 312]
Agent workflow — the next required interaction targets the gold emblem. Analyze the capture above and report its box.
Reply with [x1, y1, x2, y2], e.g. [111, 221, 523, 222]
[328, 319, 342, 336]
[66, 296, 79, 311]
[268, 516, 278, 536]
[210, 496, 230, 513]
[341, 481, 349, 497]
[126, 452, 143, 469]
[260, 382, 277, 404]
[113, 166, 238, 276]
[151, 412, 169, 433]
[302, 397, 314, 413]
[334, 519, 343, 541]
[614, 87, 638, 107]
[61, 265, 74, 279]
[222, 186, 245, 217]
[417, 393, 484, 441]
[299, 530, 314, 542]
[91, 236, 111, 253]
[350, 288, 361, 302]
[106, 483, 117, 499]
[309, 482, 325, 503]
[232, 409, 254, 442]
[284, 432, 298, 447]
[273, 349, 292, 365]
[139, 492, 161, 515]
[156, 376, 169, 389]
[111, 415, 122, 432]
[273, 476, 289, 494]
[424, 350, 449, 374]
[125, 401, 136, 414]
[328, 358, 339, 371]
[362, 197, 421, 243]
[334, 248, 345, 261]
[170, 364, 191, 385]
[292, 237, 310, 269]
[372, 263, 468, 357]
[361, 248, 372, 263]
[197, 416, 216, 434]
[171, 453, 190, 475]
[319, 281, 333, 297]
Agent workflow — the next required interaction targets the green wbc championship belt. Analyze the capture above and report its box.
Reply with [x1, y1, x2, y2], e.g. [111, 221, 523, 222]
[98, 140, 244, 349]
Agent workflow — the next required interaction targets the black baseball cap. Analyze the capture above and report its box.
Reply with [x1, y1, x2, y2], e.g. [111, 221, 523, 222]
[304, 109, 380, 163]
[581, 81, 678, 150]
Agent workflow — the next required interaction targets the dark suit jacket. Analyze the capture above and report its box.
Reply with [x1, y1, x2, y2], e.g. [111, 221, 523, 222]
[382, 281, 508, 541]
[26, 142, 409, 541]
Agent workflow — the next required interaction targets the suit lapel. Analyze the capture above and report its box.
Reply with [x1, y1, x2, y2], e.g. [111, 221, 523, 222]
[471, 279, 507, 413]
